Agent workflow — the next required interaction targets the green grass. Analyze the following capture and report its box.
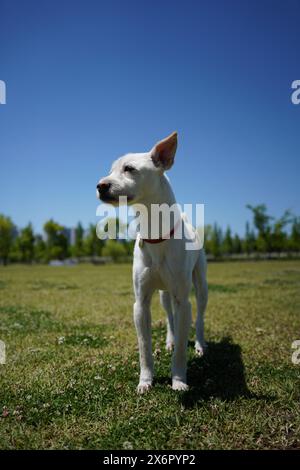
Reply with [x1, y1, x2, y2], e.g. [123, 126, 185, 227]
[0, 261, 300, 449]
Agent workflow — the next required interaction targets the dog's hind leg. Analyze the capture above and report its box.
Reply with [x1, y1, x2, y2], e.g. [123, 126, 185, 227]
[192, 251, 208, 357]
[159, 290, 175, 351]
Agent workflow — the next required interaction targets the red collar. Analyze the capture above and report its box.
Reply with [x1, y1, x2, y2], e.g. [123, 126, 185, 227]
[141, 219, 181, 245]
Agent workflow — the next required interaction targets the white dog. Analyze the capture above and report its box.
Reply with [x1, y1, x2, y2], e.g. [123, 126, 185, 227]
[97, 132, 208, 393]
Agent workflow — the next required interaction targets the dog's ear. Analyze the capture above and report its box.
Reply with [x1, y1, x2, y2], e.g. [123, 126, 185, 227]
[151, 132, 177, 170]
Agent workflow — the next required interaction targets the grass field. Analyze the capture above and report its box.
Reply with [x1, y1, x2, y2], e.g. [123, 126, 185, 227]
[0, 260, 300, 449]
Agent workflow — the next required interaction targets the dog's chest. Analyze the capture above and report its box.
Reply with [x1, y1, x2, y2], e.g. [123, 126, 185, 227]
[138, 245, 170, 289]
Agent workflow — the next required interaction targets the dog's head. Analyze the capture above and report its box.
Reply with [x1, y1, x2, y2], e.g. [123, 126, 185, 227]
[96, 132, 177, 205]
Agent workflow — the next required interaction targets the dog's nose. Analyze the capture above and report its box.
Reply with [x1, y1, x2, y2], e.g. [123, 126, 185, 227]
[97, 181, 111, 194]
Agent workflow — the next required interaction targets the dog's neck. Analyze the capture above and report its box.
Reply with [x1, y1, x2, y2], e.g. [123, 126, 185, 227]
[133, 174, 179, 240]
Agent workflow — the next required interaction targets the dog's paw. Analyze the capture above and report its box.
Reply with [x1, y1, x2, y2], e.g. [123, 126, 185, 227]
[137, 382, 152, 394]
[165, 341, 174, 352]
[172, 380, 189, 392]
[195, 341, 207, 357]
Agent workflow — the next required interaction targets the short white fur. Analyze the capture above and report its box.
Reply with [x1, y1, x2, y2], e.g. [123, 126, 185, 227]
[97, 132, 208, 393]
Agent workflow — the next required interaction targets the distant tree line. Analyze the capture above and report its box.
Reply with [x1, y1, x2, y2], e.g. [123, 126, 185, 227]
[0, 205, 300, 265]
[205, 205, 300, 258]
[0, 216, 134, 265]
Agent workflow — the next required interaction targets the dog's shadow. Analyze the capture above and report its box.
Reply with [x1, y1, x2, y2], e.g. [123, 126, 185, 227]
[180, 336, 263, 408]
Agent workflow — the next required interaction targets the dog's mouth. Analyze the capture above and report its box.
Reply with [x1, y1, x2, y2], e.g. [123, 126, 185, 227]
[99, 194, 118, 203]
[99, 193, 135, 205]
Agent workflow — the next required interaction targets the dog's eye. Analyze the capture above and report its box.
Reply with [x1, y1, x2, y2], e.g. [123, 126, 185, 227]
[124, 165, 136, 173]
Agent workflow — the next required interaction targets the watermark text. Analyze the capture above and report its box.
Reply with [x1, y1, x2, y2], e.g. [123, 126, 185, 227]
[0, 340, 6, 365]
[0, 80, 6, 104]
[291, 80, 300, 105]
[96, 198, 204, 251]
[291, 340, 300, 365]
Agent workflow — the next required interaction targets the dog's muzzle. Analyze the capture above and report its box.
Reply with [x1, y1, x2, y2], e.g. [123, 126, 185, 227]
[97, 181, 113, 201]
[97, 181, 111, 194]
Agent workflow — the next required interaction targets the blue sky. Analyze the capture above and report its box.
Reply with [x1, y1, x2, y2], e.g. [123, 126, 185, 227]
[1, 0, 299, 235]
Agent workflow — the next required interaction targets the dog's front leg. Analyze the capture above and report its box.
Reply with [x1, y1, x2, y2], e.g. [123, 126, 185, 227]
[159, 290, 175, 351]
[171, 297, 192, 391]
[134, 294, 153, 394]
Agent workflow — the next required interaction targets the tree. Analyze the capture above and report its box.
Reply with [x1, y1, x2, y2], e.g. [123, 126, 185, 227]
[222, 226, 233, 255]
[243, 222, 256, 254]
[84, 223, 104, 256]
[289, 217, 300, 252]
[255, 233, 267, 253]
[246, 204, 273, 237]
[270, 210, 293, 252]
[15, 223, 35, 262]
[123, 239, 135, 256]
[204, 224, 222, 256]
[204, 225, 213, 254]
[43, 219, 69, 260]
[210, 223, 223, 258]
[232, 234, 242, 254]
[246, 204, 273, 252]
[0, 214, 15, 265]
[102, 239, 127, 262]
[72, 222, 85, 257]
[34, 235, 47, 262]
